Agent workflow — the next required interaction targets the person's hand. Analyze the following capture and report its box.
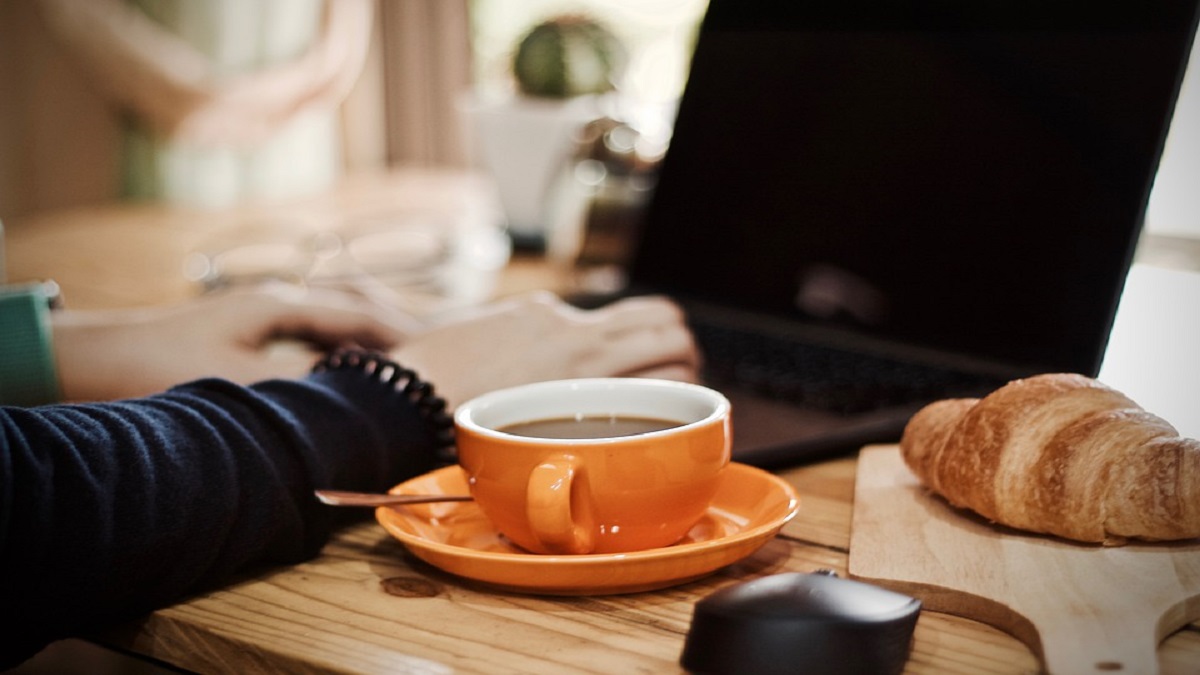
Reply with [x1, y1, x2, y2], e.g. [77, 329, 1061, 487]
[52, 284, 420, 402]
[392, 291, 700, 408]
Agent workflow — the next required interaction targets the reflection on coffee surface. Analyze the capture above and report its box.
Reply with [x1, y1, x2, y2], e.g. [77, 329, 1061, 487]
[498, 415, 684, 439]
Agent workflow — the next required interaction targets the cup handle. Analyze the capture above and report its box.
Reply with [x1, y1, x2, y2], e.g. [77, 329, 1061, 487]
[527, 456, 594, 554]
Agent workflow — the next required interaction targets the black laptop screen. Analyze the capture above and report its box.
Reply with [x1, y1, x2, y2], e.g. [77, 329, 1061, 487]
[627, 0, 1199, 375]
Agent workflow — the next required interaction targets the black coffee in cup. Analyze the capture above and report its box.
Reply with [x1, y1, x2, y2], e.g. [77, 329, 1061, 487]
[499, 415, 683, 439]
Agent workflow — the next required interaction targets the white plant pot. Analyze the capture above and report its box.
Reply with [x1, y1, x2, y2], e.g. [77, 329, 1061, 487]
[459, 93, 603, 244]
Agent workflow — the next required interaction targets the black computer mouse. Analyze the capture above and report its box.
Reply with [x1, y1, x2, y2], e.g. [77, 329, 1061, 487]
[679, 571, 921, 675]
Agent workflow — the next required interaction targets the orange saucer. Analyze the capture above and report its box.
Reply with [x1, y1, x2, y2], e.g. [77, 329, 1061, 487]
[375, 462, 800, 595]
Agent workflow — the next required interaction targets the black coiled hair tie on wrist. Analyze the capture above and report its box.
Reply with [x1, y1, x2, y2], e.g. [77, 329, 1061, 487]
[313, 349, 455, 460]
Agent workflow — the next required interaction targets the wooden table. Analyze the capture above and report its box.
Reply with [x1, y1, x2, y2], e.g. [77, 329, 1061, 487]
[3, 168, 562, 313]
[6, 168, 1198, 674]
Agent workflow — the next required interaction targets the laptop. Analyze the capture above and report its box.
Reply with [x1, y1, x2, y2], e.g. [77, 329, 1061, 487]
[599, 0, 1200, 467]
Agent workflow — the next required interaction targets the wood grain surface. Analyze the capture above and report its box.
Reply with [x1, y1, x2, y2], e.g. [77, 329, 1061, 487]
[850, 445, 1200, 675]
[9, 169, 1199, 673]
[92, 455, 1055, 675]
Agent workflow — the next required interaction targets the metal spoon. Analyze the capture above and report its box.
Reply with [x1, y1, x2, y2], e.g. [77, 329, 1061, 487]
[314, 489, 473, 507]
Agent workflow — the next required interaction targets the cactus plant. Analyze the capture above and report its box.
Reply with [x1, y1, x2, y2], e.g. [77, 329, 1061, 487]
[512, 15, 627, 98]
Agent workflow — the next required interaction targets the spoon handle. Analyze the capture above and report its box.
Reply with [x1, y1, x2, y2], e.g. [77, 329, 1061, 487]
[314, 490, 473, 507]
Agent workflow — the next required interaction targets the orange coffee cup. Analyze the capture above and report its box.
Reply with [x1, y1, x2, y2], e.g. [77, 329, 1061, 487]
[454, 378, 732, 555]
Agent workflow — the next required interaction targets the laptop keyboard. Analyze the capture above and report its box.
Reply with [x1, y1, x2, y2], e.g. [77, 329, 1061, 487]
[691, 321, 1004, 415]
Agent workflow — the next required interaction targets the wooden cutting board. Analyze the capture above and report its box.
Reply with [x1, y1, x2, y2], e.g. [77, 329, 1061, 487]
[849, 445, 1200, 675]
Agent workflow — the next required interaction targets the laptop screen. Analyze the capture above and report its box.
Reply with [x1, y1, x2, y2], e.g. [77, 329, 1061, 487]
[628, 0, 1199, 376]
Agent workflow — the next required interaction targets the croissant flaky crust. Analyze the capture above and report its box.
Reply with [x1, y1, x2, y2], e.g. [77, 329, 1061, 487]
[899, 373, 1200, 545]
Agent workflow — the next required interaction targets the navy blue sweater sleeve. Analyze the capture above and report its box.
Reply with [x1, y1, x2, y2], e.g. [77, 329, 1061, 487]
[0, 366, 445, 669]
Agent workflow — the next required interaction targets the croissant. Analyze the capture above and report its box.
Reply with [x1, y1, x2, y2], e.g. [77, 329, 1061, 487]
[899, 373, 1200, 545]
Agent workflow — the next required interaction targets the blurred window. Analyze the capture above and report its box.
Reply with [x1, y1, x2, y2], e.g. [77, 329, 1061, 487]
[468, 0, 708, 135]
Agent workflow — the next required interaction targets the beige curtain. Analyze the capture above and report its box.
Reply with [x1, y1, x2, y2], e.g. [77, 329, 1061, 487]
[0, 0, 122, 220]
[378, 0, 473, 168]
[314, 0, 476, 173]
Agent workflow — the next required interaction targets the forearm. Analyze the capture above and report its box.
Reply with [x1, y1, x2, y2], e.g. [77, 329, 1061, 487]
[0, 362, 445, 669]
[48, 286, 415, 402]
[50, 307, 162, 402]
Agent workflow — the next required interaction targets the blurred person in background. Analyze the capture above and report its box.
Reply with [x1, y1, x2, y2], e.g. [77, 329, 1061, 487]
[2, 0, 376, 216]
